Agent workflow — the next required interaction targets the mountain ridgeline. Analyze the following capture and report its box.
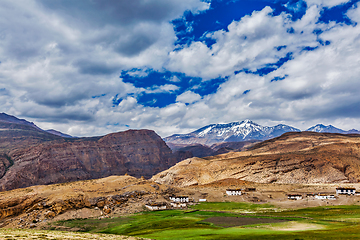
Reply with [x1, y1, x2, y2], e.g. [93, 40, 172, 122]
[153, 131, 360, 186]
[0, 113, 189, 191]
[1, 112, 360, 191]
[307, 124, 360, 134]
[164, 120, 360, 146]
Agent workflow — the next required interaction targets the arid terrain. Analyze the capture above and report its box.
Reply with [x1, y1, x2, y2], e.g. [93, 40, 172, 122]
[0, 175, 185, 229]
[153, 132, 360, 186]
[1, 174, 360, 232]
[2, 114, 360, 239]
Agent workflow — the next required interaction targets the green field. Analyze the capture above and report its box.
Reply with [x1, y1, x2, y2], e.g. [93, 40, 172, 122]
[51, 203, 360, 239]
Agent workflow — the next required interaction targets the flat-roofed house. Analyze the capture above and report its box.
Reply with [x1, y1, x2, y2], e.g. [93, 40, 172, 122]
[287, 194, 302, 200]
[169, 195, 189, 202]
[170, 202, 187, 208]
[315, 193, 336, 200]
[145, 203, 167, 211]
[336, 187, 356, 195]
[226, 189, 242, 196]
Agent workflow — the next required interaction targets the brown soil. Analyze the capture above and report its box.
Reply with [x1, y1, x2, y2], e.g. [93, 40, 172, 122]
[152, 132, 360, 186]
[202, 216, 288, 228]
[1, 174, 360, 231]
[0, 175, 191, 229]
[196, 178, 252, 188]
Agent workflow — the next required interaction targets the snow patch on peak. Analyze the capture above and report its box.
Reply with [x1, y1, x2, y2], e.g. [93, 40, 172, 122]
[307, 124, 344, 133]
[190, 120, 300, 141]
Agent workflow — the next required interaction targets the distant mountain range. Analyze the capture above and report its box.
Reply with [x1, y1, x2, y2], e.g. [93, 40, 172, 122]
[307, 124, 360, 134]
[165, 120, 360, 145]
[1, 112, 360, 191]
[0, 112, 74, 138]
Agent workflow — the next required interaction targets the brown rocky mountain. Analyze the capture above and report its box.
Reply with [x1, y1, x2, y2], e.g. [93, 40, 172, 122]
[0, 120, 63, 179]
[45, 129, 74, 138]
[152, 132, 360, 187]
[0, 113, 186, 191]
[210, 141, 259, 155]
[168, 141, 259, 158]
[171, 144, 215, 158]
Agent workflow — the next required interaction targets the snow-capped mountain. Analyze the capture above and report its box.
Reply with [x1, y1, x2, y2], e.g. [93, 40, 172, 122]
[346, 129, 360, 134]
[306, 124, 345, 133]
[306, 124, 360, 134]
[165, 120, 301, 145]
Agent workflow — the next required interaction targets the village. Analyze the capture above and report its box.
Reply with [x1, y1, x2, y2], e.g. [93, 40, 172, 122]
[145, 186, 360, 211]
[287, 187, 360, 200]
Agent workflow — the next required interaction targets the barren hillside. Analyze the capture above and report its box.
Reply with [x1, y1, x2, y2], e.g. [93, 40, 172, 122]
[152, 132, 360, 187]
[0, 175, 187, 229]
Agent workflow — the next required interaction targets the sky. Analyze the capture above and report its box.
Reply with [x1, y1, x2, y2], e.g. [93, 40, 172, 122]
[1, 0, 360, 137]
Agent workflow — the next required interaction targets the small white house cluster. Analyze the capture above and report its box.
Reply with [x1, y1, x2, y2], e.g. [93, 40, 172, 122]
[169, 195, 189, 202]
[170, 202, 187, 208]
[288, 193, 336, 200]
[145, 203, 167, 211]
[336, 187, 356, 195]
[287, 187, 360, 201]
[287, 194, 302, 200]
[315, 193, 336, 200]
[169, 195, 189, 209]
[226, 189, 242, 196]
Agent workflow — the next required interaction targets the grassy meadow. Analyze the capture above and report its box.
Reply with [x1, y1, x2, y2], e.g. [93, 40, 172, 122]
[49, 203, 360, 239]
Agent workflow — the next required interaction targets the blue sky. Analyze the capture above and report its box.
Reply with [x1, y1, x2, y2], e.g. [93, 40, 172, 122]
[0, 0, 360, 137]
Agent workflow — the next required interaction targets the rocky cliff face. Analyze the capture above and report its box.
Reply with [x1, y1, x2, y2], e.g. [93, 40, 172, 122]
[0, 121, 64, 180]
[0, 129, 183, 191]
[152, 132, 360, 186]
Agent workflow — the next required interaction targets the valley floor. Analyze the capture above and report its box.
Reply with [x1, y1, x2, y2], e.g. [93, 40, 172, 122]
[45, 203, 360, 240]
[2, 176, 360, 239]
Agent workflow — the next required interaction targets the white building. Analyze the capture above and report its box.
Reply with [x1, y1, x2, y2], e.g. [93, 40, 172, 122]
[315, 193, 336, 200]
[199, 199, 207, 202]
[336, 187, 356, 195]
[170, 202, 187, 208]
[145, 203, 167, 211]
[169, 196, 189, 202]
[226, 189, 242, 196]
[287, 194, 303, 200]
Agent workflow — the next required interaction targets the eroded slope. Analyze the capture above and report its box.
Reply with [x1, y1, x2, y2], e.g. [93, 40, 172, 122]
[152, 132, 360, 186]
